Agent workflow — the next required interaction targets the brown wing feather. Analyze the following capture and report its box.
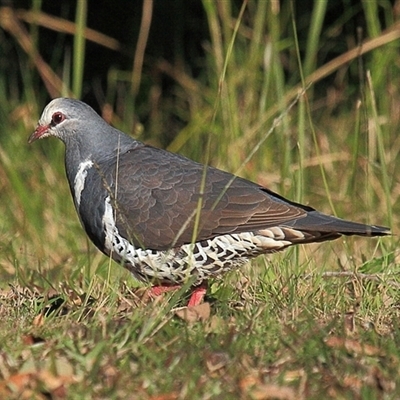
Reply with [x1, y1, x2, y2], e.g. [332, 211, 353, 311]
[102, 145, 307, 250]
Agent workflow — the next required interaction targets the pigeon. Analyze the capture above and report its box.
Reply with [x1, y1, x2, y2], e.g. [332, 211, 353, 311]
[29, 98, 390, 306]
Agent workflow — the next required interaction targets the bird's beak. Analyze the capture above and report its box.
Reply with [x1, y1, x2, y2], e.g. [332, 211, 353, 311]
[28, 124, 49, 144]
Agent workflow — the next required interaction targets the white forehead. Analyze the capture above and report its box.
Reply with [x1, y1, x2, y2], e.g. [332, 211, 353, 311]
[38, 98, 100, 127]
[39, 98, 66, 124]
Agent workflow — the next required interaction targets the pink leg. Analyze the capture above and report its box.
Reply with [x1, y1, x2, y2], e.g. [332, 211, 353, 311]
[148, 285, 181, 297]
[187, 285, 208, 307]
[148, 283, 208, 307]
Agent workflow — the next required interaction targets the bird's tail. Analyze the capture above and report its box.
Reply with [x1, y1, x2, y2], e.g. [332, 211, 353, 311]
[280, 210, 390, 243]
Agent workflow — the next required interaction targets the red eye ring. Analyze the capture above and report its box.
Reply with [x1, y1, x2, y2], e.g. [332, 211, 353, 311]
[52, 112, 65, 125]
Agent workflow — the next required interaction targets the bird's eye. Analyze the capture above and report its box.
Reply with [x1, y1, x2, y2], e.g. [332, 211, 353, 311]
[51, 112, 65, 125]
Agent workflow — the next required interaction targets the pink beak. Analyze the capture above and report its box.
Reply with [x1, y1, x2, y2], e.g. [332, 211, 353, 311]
[28, 124, 49, 144]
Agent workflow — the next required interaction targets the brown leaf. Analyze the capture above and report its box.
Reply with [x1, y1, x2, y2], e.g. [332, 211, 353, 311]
[251, 385, 296, 400]
[32, 314, 45, 328]
[7, 372, 33, 391]
[365, 366, 396, 392]
[240, 376, 296, 400]
[102, 365, 119, 387]
[1, 367, 75, 399]
[325, 336, 382, 356]
[38, 370, 74, 394]
[343, 374, 362, 390]
[174, 302, 211, 323]
[239, 374, 259, 392]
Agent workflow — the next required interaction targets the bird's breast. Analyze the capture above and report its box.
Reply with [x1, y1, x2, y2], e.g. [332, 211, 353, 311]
[69, 160, 108, 252]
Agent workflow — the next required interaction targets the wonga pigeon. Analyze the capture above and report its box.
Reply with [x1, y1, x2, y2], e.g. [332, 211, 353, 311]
[29, 98, 390, 306]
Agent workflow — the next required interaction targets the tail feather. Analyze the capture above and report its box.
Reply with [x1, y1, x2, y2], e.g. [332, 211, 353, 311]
[283, 211, 390, 237]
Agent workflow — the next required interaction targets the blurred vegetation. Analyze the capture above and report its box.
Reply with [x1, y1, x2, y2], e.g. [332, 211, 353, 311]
[0, 0, 399, 398]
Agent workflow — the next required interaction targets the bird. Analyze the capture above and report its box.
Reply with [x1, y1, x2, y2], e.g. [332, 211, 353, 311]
[29, 98, 390, 306]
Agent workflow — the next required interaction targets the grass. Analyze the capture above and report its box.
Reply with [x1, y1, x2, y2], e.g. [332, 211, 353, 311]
[0, 1, 400, 398]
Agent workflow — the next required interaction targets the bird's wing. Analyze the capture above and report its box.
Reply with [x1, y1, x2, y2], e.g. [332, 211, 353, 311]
[101, 145, 309, 250]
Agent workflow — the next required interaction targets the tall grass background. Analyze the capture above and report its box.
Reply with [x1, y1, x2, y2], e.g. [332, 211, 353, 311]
[0, 1, 399, 398]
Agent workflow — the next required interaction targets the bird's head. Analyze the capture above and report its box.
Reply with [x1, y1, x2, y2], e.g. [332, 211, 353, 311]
[29, 98, 138, 167]
[28, 98, 101, 144]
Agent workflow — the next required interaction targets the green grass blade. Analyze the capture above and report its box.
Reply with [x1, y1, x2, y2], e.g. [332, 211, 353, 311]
[72, 0, 87, 98]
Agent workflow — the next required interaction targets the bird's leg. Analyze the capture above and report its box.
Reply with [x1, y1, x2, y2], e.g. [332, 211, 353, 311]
[187, 283, 208, 307]
[148, 282, 208, 307]
[148, 285, 181, 297]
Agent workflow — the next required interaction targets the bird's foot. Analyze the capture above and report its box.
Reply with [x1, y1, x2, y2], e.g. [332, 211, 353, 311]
[187, 285, 207, 307]
[148, 283, 208, 307]
[147, 285, 181, 297]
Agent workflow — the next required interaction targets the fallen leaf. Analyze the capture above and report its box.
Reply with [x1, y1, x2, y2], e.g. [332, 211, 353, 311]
[250, 384, 296, 400]
[102, 364, 119, 387]
[343, 374, 362, 390]
[7, 372, 33, 392]
[38, 369, 74, 393]
[239, 374, 259, 392]
[174, 302, 211, 323]
[32, 314, 45, 328]
[365, 366, 396, 393]
[240, 376, 296, 400]
[325, 336, 382, 356]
